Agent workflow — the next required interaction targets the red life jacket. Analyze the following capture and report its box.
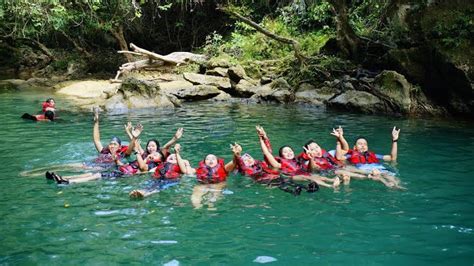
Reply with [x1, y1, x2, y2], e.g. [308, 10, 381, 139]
[196, 158, 227, 184]
[347, 149, 380, 164]
[153, 162, 182, 180]
[276, 157, 308, 176]
[95, 145, 129, 163]
[42, 102, 55, 112]
[119, 164, 139, 175]
[298, 149, 342, 171]
[237, 157, 279, 180]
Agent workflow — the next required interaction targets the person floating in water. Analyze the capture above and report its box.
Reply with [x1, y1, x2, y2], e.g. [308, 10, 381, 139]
[45, 122, 144, 184]
[231, 142, 319, 196]
[21, 98, 56, 121]
[336, 126, 404, 189]
[129, 143, 195, 199]
[191, 150, 236, 210]
[256, 125, 340, 189]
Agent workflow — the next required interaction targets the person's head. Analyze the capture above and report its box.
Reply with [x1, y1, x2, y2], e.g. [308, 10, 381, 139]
[354, 137, 369, 153]
[108, 136, 122, 151]
[44, 110, 55, 121]
[204, 154, 218, 168]
[304, 140, 322, 158]
[166, 154, 177, 164]
[279, 145, 295, 160]
[241, 153, 255, 167]
[146, 139, 160, 154]
[46, 98, 55, 106]
[148, 151, 164, 162]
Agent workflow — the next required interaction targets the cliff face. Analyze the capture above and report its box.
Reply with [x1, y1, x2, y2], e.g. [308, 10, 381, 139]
[385, 0, 473, 115]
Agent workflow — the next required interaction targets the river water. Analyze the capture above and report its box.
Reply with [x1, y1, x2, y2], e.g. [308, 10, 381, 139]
[0, 89, 473, 265]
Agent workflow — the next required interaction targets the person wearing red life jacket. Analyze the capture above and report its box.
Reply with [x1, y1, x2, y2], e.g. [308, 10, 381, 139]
[256, 125, 341, 189]
[129, 144, 194, 199]
[123, 121, 184, 160]
[21, 98, 56, 121]
[42, 98, 55, 113]
[191, 152, 235, 209]
[335, 126, 403, 189]
[299, 127, 369, 186]
[46, 122, 144, 185]
[21, 110, 55, 121]
[93, 107, 133, 165]
[231, 142, 319, 195]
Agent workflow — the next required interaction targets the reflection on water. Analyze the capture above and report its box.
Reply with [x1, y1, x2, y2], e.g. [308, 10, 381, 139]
[0, 90, 473, 264]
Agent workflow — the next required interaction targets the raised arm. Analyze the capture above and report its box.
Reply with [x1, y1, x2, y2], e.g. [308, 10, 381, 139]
[124, 123, 143, 156]
[231, 142, 242, 160]
[162, 128, 183, 157]
[92, 107, 103, 153]
[332, 126, 348, 161]
[124, 122, 133, 140]
[134, 139, 148, 171]
[257, 126, 281, 168]
[383, 126, 400, 161]
[174, 144, 188, 174]
[302, 146, 320, 171]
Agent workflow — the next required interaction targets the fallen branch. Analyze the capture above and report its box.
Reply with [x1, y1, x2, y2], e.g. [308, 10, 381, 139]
[111, 43, 207, 82]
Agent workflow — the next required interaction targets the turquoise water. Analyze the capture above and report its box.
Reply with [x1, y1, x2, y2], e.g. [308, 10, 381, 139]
[1, 89, 473, 265]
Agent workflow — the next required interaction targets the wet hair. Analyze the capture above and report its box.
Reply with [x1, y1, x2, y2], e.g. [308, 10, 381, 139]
[110, 136, 122, 146]
[303, 139, 317, 150]
[46, 98, 54, 103]
[146, 139, 160, 151]
[278, 145, 294, 157]
[354, 136, 368, 145]
[44, 110, 55, 121]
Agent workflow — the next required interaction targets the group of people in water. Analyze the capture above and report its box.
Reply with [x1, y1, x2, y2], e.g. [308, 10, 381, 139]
[23, 98, 403, 209]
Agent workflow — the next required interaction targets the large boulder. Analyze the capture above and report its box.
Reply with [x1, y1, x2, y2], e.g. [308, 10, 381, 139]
[205, 67, 228, 77]
[251, 78, 293, 103]
[57, 80, 120, 99]
[167, 85, 222, 101]
[294, 83, 338, 106]
[227, 65, 249, 83]
[328, 91, 384, 114]
[373, 71, 413, 114]
[183, 72, 231, 90]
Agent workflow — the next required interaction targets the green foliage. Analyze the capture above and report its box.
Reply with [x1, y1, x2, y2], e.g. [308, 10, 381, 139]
[203, 31, 224, 57]
[278, 1, 333, 32]
[429, 10, 473, 48]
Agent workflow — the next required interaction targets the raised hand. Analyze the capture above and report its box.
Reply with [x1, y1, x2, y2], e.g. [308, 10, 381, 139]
[174, 128, 184, 140]
[330, 126, 344, 139]
[230, 142, 242, 155]
[132, 123, 143, 138]
[303, 146, 315, 159]
[134, 139, 141, 153]
[256, 125, 267, 139]
[174, 143, 181, 154]
[124, 122, 132, 134]
[392, 126, 400, 141]
[93, 107, 100, 122]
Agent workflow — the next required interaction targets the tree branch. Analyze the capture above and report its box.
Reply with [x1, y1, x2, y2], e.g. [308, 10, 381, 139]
[217, 6, 308, 65]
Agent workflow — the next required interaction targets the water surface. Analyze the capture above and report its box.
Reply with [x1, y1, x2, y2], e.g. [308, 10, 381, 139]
[0, 89, 473, 265]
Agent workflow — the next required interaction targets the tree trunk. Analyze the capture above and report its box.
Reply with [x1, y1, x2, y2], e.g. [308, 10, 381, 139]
[217, 7, 308, 65]
[59, 31, 92, 58]
[327, 0, 360, 59]
[110, 25, 133, 62]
